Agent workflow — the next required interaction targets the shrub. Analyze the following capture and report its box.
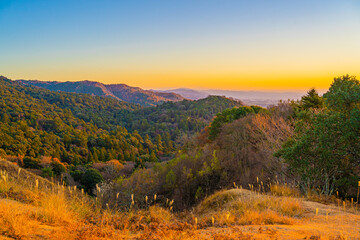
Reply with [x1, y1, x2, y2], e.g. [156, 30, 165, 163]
[41, 167, 54, 178]
[70, 170, 84, 182]
[81, 169, 104, 192]
[23, 157, 41, 169]
[51, 160, 67, 175]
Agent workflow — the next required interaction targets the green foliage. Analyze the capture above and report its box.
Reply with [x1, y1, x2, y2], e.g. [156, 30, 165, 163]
[165, 170, 176, 190]
[41, 167, 55, 177]
[300, 88, 324, 109]
[0, 76, 241, 171]
[277, 75, 360, 197]
[0, 76, 171, 166]
[324, 74, 360, 112]
[50, 161, 66, 175]
[194, 186, 204, 201]
[208, 105, 264, 140]
[23, 157, 40, 169]
[81, 168, 104, 191]
[120, 96, 243, 144]
[70, 170, 83, 182]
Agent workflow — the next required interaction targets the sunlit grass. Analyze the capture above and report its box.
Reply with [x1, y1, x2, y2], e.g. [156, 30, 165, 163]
[193, 189, 304, 227]
[0, 159, 359, 239]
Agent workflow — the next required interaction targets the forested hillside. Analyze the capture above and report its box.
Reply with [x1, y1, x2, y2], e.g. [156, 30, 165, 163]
[104, 75, 360, 210]
[2, 74, 359, 211]
[119, 96, 244, 143]
[1, 75, 359, 239]
[19, 79, 185, 106]
[0, 76, 162, 167]
[14, 78, 243, 143]
[105, 105, 292, 209]
[0, 76, 242, 188]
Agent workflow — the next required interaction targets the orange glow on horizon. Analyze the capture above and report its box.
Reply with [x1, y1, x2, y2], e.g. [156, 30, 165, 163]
[4, 69, 358, 92]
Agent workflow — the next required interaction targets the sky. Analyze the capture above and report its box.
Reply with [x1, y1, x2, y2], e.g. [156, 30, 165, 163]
[0, 0, 359, 90]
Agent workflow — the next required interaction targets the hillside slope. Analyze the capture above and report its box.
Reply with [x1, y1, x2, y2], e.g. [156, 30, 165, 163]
[120, 96, 244, 141]
[18, 80, 185, 106]
[0, 159, 359, 240]
[0, 76, 244, 171]
[0, 76, 165, 165]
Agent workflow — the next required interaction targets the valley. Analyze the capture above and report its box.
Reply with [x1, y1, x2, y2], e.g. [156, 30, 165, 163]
[0, 74, 359, 239]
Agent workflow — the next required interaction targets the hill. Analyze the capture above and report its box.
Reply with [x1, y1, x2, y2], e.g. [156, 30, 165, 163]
[0, 159, 359, 239]
[0, 76, 243, 172]
[154, 88, 209, 100]
[18, 80, 186, 106]
[104, 75, 360, 212]
[1, 74, 360, 239]
[119, 96, 244, 144]
[12, 76, 243, 144]
[0, 76, 165, 167]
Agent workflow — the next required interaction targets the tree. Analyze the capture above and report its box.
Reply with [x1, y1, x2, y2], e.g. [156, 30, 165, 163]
[165, 170, 176, 190]
[156, 134, 163, 151]
[324, 75, 360, 113]
[23, 157, 41, 169]
[277, 75, 360, 196]
[51, 159, 67, 175]
[208, 106, 263, 140]
[81, 168, 104, 192]
[300, 88, 324, 109]
[149, 151, 158, 162]
[42, 167, 55, 177]
[276, 112, 348, 195]
[324, 75, 360, 166]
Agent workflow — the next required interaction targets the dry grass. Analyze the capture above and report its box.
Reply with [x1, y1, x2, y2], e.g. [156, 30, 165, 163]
[270, 184, 301, 197]
[35, 192, 78, 225]
[0, 159, 359, 239]
[193, 189, 304, 227]
[0, 200, 40, 239]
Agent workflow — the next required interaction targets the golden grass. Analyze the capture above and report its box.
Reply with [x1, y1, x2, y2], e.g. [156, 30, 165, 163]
[270, 184, 300, 197]
[193, 189, 304, 227]
[0, 159, 359, 239]
[0, 201, 39, 239]
[35, 192, 78, 225]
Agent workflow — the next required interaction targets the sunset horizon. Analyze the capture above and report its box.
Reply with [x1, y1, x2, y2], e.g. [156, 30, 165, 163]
[1, 0, 359, 91]
[1, 1, 360, 239]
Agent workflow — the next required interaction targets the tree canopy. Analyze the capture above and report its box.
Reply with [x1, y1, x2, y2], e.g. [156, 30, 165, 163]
[276, 75, 360, 197]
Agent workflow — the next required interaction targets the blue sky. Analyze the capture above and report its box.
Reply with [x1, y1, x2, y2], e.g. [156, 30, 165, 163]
[1, 0, 359, 90]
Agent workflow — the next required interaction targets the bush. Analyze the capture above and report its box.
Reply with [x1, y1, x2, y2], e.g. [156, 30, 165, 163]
[81, 168, 104, 192]
[41, 167, 55, 178]
[50, 160, 67, 175]
[23, 157, 41, 169]
[70, 170, 84, 182]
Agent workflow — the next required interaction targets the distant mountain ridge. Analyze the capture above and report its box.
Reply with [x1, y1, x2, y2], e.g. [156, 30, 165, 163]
[18, 80, 306, 108]
[18, 80, 186, 106]
[153, 88, 209, 100]
[157, 88, 306, 107]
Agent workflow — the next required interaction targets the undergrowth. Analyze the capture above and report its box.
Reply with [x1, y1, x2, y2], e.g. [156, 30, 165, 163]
[0, 159, 359, 239]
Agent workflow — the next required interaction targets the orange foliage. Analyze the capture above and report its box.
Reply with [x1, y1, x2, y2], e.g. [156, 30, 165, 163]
[106, 160, 124, 171]
[52, 158, 68, 171]
[39, 156, 52, 167]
